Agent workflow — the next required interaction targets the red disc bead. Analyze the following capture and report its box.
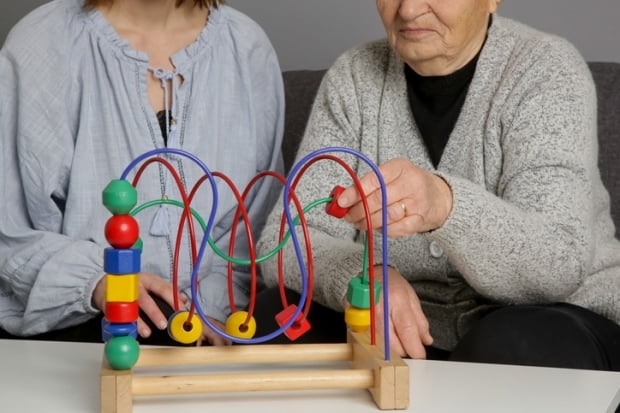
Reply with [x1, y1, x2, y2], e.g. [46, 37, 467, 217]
[105, 215, 139, 249]
[105, 301, 139, 324]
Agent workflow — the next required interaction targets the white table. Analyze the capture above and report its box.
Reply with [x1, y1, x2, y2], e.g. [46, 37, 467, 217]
[0, 339, 618, 413]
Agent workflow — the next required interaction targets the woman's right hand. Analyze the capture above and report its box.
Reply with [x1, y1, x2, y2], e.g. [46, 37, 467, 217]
[92, 272, 184, 338]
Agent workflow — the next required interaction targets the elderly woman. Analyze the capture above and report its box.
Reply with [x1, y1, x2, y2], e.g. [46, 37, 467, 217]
[257, 0, 620, 371]
[0, 0, 284, 345]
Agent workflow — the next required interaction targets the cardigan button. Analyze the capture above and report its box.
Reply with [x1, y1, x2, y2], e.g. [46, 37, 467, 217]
[429, 241, 444, 258]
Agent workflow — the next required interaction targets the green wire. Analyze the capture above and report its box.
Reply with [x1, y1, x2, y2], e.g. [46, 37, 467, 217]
[361, 231, 370, 283]
[131, 198, 331, 265]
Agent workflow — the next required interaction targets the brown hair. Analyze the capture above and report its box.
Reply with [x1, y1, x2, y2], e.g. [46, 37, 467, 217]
[83, 0, 224, 9]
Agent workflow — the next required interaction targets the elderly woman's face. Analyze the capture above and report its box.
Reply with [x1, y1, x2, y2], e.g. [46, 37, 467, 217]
[377, 0, 501, 76]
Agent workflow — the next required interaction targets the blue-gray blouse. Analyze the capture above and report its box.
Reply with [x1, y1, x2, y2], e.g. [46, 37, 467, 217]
[0, 0, 284, 335]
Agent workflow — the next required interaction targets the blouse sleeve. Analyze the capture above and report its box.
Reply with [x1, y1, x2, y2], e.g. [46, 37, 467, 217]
[0, 35, 103, 336]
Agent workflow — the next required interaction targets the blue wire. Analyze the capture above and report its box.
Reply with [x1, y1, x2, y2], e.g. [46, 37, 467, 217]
[285, 147, 391, 361]
[121, 148, 306, 343]
[120, 147, 390, 356]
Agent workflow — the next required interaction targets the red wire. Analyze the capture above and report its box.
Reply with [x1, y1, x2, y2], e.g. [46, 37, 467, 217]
[228, 170, 298, 327]
[285, 155, 377, 343]
[210, 171, 258, 327]
[131, 157, 199, 316]
[276, 176, 315, 316]
[130, 154, 377, 343]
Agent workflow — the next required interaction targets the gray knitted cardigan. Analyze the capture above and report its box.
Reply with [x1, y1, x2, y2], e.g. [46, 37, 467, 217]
[256, 15, 620, 350]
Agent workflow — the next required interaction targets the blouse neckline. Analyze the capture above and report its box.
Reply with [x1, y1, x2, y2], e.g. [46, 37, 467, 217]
[84, 4, 224, 69]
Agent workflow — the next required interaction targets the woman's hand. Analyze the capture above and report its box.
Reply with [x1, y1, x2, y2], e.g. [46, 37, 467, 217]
[92, 271, 185, 338]
[197, 317, 232, 346]
[337, 158, 453, 237]
[373, 266, 433, 358]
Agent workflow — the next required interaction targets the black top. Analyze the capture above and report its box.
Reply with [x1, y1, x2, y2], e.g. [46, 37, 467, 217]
[156, 110, 170, 146]
[404, 52, 480, 167]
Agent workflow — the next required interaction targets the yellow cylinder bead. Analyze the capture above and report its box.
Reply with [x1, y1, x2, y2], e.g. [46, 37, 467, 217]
[345, 306, 370, 333]
[225, 311, 256, 339]
[168, 311, 203, 344]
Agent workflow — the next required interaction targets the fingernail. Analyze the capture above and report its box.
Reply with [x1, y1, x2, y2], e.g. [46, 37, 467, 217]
[159, 320, 168, 330]
[338, 196, 348, 207]
[141, 328, 151, 337]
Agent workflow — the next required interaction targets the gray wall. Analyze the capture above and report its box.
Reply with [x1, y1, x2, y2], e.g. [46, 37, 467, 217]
[2, 0, 619, 70]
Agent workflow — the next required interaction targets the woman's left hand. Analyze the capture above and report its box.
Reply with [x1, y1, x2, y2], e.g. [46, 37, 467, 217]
[373, 265, 433, 358]
[337, 158, 453, 237]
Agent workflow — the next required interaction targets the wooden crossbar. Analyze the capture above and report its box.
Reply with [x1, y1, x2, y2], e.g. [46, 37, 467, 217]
[100, 331, 409, 412]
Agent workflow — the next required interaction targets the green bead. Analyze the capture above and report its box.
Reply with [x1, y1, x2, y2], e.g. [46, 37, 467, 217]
[346, 276, 382, 309]
[104, 336, 140, 370]
[132, 237, 143, 251]
[102, 180, 137, 215]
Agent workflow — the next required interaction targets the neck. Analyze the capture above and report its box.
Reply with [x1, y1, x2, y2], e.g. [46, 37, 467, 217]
[100, 0, 208, 33]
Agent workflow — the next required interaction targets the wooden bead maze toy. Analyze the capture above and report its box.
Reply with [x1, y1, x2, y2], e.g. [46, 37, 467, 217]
[99, 147, 409, 412]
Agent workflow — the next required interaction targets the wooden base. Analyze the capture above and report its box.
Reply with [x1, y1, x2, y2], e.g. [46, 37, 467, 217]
[100, 331, 409, 412]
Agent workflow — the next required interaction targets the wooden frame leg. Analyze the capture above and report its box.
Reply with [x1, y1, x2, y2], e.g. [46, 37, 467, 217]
[101, 360, 133, 413]
[349, 331, 409, 409]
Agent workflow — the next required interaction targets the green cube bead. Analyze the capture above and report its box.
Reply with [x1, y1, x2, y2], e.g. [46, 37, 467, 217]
[346, 276, 382, 309]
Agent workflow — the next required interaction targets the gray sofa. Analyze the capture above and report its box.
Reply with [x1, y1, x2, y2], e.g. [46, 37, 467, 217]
[281, 63, 620, 238]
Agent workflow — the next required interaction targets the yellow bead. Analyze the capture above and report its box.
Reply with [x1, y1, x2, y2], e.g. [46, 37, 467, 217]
[105, 273, 139, 303]
[168, 311, 203, 344]
[345, 306, 370, 333]
[225, 311, 256, 339]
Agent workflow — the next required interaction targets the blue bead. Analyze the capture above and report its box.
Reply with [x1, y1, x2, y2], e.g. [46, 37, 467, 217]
[101, 318, 138, 342]
[104, 248, 141, 274]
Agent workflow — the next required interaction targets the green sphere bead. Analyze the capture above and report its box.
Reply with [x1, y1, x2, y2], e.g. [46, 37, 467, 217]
[346, 276, 382, 309]
[104, 336, 140, 370]
[102, 180, 137, 215]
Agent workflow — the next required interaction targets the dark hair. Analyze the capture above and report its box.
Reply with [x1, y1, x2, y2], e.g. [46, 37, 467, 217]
[83, 0, 224, 9]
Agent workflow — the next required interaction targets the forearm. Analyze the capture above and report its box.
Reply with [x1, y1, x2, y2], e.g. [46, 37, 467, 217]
[430, 174, 591, 303]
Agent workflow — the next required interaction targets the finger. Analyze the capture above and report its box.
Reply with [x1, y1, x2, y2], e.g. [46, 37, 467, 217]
[410, 299, 433, 346]
[403, 279, 434, 348]
[141, 273, 177, 309]
[352, 201, 408, 231]
[137, 287, 168, 331]
[344, 178, 404, 225]
[209, 333, 231, 346]
[375, 295, 407, 358]
[200, 328, 230, 346]
[385, 213, 425, 238]
[387, 318, 407, 358]
[137, 316, 151, 338]
[344, 161, 412, 225]
[393, 314, 427, 359]
[338, 170, 382, 209]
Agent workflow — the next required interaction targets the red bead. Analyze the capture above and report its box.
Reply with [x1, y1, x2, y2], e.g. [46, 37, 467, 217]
[105, 301, 139, 324]
[104, 215, 139, 249]
[275, 304, 311, 341]
[325, 185, 349, 218]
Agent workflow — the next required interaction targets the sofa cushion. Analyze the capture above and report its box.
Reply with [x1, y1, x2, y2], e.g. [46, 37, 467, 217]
[282, 70, 326, 174]
[589, 62, 620, 237]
